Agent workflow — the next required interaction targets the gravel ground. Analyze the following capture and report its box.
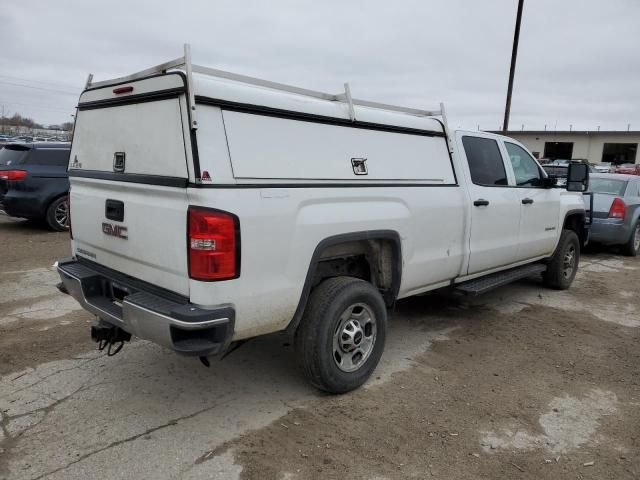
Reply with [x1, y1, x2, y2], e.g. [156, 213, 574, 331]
[0, 215, 638, 479]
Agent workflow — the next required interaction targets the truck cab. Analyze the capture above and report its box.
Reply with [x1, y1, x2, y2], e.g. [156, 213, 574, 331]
[453, 130, 587, 279]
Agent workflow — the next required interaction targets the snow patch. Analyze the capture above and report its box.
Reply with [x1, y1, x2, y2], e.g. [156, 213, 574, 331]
[481, 389, 618, 454]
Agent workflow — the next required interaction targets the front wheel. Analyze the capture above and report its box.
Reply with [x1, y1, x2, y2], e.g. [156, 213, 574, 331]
[296, 276, 387, 394]
[543, 229, 580, 290]
[45, 196, 69, 232]
[621, 221, 640, 257]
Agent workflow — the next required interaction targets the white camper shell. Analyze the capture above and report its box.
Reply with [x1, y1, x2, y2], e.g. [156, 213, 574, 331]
[58, 45, 589, 393]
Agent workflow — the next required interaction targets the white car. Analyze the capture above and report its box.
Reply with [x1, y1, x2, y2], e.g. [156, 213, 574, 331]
[57, 46, 589, 393]
[594, 162, 613, 173]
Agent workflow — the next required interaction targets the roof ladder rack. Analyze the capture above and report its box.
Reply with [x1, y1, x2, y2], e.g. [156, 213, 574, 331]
[83, 44, 451, 138]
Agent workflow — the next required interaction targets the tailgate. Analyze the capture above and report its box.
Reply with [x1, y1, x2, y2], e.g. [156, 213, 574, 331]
[69, 73, 192, 296]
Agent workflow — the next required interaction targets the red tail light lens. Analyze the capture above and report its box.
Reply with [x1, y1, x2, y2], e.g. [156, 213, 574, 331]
[188, 207, 239, 281]
[609, 197, 626, 219]
[0, 170, 27, 181]
[113, 86, 134, 94]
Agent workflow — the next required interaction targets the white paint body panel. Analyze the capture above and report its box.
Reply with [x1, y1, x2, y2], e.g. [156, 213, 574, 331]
[67, 71, 586, 342]
[71, 178, 190, 295]
[186, 186, 465, 338]
[222, 111, 453, 183]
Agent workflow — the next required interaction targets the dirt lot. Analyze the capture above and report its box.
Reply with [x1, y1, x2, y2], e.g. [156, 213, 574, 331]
[0, 214, 638, 480]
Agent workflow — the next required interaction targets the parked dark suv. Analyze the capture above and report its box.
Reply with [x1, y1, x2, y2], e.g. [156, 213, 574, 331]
[0, 142, 71, 231]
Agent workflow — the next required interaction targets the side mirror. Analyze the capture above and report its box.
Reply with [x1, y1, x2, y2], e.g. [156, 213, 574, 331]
[540, 176, 557, 188]
[567, 163, 589, 192]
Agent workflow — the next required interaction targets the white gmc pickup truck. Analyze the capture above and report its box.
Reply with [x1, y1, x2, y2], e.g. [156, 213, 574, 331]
[57, 46, 590, 393]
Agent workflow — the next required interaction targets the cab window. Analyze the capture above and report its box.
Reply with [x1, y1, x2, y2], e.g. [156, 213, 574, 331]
[462, 136, 508, 186]
[505, 142, 542, 187]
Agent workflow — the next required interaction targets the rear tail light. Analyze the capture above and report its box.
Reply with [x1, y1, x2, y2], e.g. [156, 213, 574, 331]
[188, 207, 239, 281]
[608, 197, 626, 219]
[0, 170, 27, 181]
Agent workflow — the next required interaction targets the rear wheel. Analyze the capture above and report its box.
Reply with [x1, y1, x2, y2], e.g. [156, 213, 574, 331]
[543, 229, 580, 290]
[45, 196, 69, 231]
[296, 276, 387, 394]
[621, 221, 640, 257]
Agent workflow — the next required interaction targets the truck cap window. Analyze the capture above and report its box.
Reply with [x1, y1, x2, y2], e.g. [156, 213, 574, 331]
[505, 142, 542, 187]
[462, 136, 507, 186]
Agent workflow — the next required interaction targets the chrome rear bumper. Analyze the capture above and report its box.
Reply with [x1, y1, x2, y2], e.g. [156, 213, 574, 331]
[57, 258, 234, 356]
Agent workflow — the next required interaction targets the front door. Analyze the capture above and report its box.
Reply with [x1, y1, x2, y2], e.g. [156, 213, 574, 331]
[459, 134, 521, 275]
[503, 141, 561, 260]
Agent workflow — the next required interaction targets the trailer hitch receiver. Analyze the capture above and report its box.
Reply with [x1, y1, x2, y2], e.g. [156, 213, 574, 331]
[91, 321, 131, 356]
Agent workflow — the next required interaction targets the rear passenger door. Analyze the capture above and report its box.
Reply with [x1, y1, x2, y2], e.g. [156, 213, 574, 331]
[502, 141, 560, 260]
[458, 134, 521, 275]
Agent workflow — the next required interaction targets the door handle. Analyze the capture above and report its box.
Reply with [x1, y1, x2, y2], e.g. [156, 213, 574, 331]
[473, 199, 490, 207]
[105, 199, 125, 222]
[522, 198, 534, 205]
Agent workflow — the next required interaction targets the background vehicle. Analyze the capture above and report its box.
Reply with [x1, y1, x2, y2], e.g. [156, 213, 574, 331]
[56, 46, 589, 393]
[614, 163, 640, 176]
[542, 165, 568, 186]
[542, 160, 593, 187]
[586, 173, 640, 256]
[594, 162, 614, 173]
[549, 159, 572, 167]
[0, 134, 15, 146]
[0, 142, 71, 230]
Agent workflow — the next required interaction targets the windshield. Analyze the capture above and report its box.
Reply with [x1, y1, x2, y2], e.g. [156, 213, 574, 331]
[588, 178, 628, 195]
[0, 145, 30, 166]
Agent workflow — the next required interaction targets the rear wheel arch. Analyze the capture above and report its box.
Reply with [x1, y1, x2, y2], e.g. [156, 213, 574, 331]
[286, 230, 402, 336]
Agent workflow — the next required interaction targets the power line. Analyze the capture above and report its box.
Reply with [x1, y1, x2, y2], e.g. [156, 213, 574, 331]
[0, 74, 81, 91]
[0, 80, 78, 95]
[0, 99, 74, 114]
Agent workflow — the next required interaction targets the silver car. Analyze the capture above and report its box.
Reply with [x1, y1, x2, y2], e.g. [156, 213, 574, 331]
[587, 173, 640, 256]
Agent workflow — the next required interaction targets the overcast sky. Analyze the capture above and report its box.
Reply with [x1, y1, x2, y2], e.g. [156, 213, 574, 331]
[1, 0, 638, 131]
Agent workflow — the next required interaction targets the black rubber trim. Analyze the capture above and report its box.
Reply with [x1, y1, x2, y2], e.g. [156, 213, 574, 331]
[70, 257, 189, 304]
[562, 209, 589, 246]
[564, 209, 586, 223]
[195, 96, 446, 138]
[77, 87, 184, 110]
[69, 170, 188, 187]
[190, 129, 201, 180]
[170, 304, 235, 323]
[189, 182, 459, 188]
[285, 230, 402, 336]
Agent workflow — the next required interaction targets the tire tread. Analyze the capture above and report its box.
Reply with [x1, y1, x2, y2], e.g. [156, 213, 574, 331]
[296, 276, 386, 393]
[543, 229, 579, 290]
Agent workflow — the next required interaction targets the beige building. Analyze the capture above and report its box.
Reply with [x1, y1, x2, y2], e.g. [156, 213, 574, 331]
[496, 130, 639, 165]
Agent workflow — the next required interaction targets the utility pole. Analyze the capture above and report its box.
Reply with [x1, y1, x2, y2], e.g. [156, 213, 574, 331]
[502, 0, 525, 134]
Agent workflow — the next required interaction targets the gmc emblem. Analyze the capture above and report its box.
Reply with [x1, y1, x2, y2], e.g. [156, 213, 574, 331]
[102, 222, 128, 239]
